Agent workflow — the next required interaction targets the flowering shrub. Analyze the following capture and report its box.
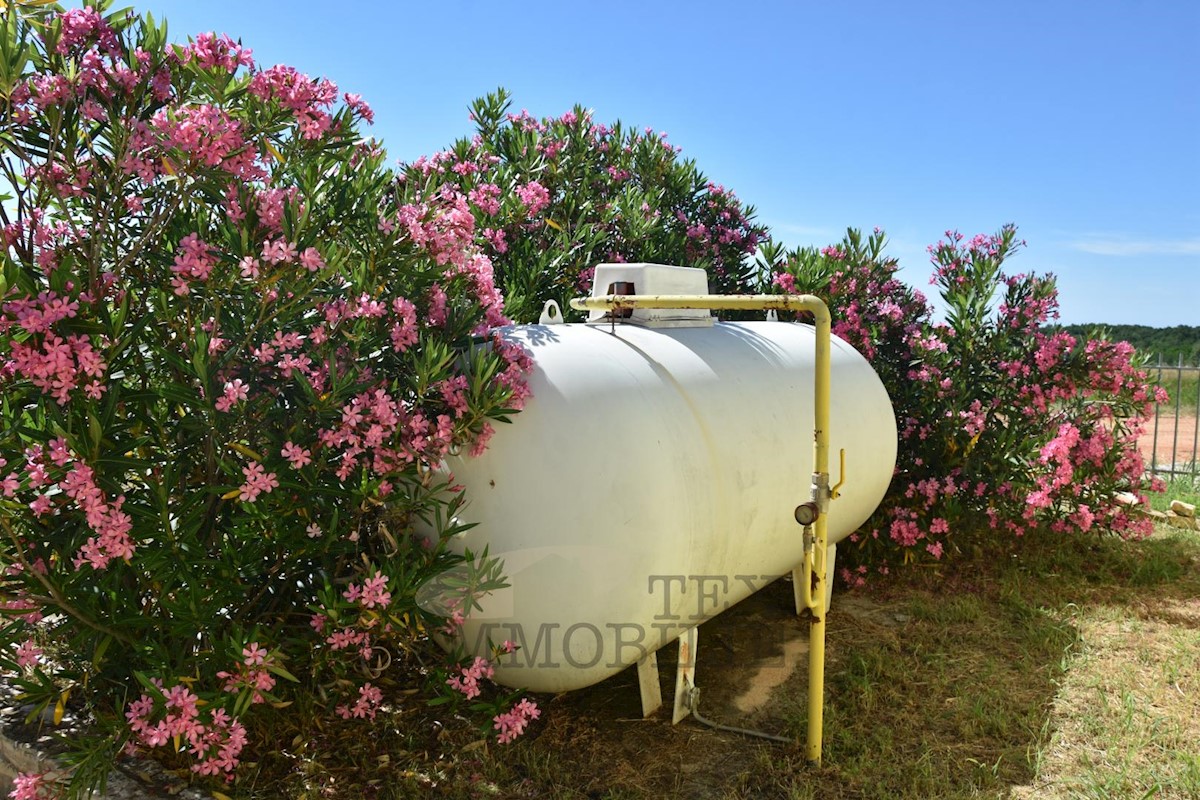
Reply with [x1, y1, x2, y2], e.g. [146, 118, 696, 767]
[764, 226, 1164, 574]
[0, 2, 533, 794]
[401, 88, 767, 323]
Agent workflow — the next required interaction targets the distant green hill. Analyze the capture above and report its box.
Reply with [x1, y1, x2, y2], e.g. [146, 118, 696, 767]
[1052, 324, 1200, 364]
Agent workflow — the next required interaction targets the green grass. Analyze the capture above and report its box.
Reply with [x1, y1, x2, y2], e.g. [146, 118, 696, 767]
[221, 524, 1200, 800]
[1150, 366, 1200, 412]
[731, 528, 1200, 800]
[1149, 475, 1200, 513]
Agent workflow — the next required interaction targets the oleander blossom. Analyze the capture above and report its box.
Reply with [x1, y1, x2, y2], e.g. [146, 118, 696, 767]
[402, 89, 766, 324]
[336, 682, 384, 720]
[447, 656, 495, 700]
[126, 687, 248, 778]
[515, 180, 550, 216]
[770, 223, 1162, 574]
[8, 771, 54, 800]
[494, 698, 541, 744]
[216, 643, 277, 705]
[1, 6, 533, 788]
[238, 462, 278, 502]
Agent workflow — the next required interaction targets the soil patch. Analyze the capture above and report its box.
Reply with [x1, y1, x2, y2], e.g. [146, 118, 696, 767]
[509, 576, 907, 798]
[1138, 412, 1198, 469]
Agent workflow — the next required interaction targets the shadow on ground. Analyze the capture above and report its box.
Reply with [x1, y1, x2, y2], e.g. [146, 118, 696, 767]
[463, 528, 1200, 800]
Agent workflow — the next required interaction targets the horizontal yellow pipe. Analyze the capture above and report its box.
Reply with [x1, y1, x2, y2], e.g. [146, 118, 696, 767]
[570, 293, 830, 318]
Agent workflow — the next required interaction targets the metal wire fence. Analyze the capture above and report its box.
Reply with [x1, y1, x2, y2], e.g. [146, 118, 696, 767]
[1147, 355, 1199, 479]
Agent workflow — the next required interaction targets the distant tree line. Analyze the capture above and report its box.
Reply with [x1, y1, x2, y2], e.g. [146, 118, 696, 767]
[1052, 324, 1200, 364]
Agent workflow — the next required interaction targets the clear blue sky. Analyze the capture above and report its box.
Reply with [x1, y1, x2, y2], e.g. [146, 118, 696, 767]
[126, 0, 1198, 326]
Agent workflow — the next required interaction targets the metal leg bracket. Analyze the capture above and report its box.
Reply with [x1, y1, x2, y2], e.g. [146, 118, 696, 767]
[671, 626, 698, 724]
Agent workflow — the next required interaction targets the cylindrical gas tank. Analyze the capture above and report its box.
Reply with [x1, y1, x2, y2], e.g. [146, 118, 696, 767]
[436, 320, 895, 693]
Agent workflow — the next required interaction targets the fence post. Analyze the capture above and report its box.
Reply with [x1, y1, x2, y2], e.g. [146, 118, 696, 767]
[1151, 353, 1162, 475]
[1192, 357, 1199, 479]
[1171, 354, 1184, 475]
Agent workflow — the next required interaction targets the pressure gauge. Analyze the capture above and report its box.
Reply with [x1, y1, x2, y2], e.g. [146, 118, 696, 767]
[794, 502, 820, 526]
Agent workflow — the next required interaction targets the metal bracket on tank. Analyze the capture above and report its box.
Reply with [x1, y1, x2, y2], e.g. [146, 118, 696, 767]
[538, 299, 564, 325]
[635, 628, 699, 723]
[636, 651, 662, 718]
[671, 627, 699, 724]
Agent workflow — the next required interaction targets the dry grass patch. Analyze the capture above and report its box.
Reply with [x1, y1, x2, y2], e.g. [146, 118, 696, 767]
[1015, 597, 1200, 799]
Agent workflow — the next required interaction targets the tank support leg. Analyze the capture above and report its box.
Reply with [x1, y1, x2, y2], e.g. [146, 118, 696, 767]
[636, 651, 662, 718]
[671, 626, 699, 724]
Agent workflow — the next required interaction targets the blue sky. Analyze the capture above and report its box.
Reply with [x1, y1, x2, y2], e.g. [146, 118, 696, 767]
[130, 0, 1198, 326]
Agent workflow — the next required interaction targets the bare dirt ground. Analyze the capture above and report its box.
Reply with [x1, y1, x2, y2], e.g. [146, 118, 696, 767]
[1137, 412, 1197, 468]
[526, 578, 811, 799]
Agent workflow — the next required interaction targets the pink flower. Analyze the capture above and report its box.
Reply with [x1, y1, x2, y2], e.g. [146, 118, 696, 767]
[56, 6, 117, 53]
[214, 379, 248, 412]
[240, 643, 266, 666]
[47, 437, 72, 466]
[281, 441, 312, 469]
[343, 92, 374, 124]
[389, 298, 418, 352]
[185, 32, 254, 73]
[447, 656, 495, 700]
[468, 183, 502, 216]
[469, 422, 495, 457]
[9, 771, 52, 800]
[336, 682, 383, 720]
[298, 247, 324, 272]
[238, 462, 278, 503]
[15, 638, 42, 669]
[515, 181, 550, 216]
[427, 283, 449, 327]
[261, 237, 297, 264]
[343, 573, 391, 609]
[29, 494, 54, 516]
[493, 698, 541, 743]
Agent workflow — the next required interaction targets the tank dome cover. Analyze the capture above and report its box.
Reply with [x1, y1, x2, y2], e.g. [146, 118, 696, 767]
[586, 263, 714, 328]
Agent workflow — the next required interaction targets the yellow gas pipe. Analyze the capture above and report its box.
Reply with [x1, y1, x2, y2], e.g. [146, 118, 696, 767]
[568, 293, 834, 767]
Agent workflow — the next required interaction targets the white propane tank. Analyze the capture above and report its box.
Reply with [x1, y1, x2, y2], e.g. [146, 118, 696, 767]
[428, 268, 896, 694]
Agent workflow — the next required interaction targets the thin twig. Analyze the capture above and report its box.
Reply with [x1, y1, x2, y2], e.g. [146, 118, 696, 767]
[1, 517, 136, 646]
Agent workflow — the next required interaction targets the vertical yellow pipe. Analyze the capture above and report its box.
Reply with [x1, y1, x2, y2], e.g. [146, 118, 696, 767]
[807, 304, 831, 767]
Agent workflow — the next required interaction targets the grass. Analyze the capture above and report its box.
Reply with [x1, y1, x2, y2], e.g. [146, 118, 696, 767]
[223, 520, 1200, 800]
[1150, 366, 1200, 412]
[1148, 475, 1200, 513]
[1021, 600, 1200, 799]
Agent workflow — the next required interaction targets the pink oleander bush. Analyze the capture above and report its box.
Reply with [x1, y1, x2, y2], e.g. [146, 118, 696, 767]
[0, 3, 1168, 797]
[401, 88, 767, 323]
[0, 3, 535, 796]
[763, 226, 1165, 578]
